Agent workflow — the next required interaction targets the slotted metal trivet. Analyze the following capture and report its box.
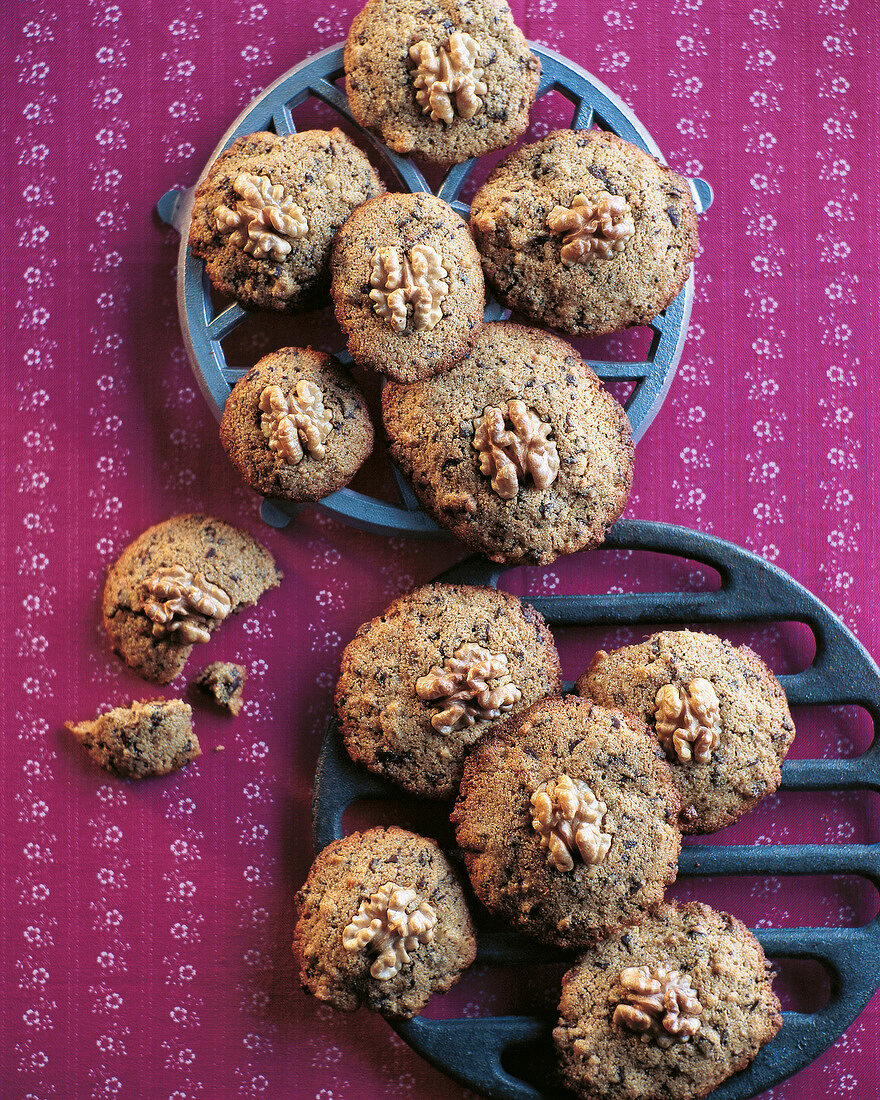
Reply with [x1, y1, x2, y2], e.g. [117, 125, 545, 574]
[312, 519, 880, 1099]
[157, 43, 712, 536]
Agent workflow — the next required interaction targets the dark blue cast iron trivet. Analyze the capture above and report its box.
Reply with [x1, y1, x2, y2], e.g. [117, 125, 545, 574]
[157, 43, 712, 537]
[312, 520, 880, 1100]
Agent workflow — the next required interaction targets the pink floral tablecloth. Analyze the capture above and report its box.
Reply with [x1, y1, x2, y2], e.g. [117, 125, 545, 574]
[3, 1, 878, 1097]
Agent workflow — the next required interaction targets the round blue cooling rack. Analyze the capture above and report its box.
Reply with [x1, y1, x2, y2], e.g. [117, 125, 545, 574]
[157, 42, 712, 537]
[312, 519, 880, 1100]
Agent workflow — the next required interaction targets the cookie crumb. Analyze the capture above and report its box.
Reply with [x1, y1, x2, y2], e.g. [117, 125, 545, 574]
[66, 699, 199, 779]
[194, 662, 247, 716]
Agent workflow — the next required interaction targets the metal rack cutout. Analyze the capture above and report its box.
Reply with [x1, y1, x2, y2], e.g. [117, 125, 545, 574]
[312, 520, 880, 1100]
[157, 43, 712, 536]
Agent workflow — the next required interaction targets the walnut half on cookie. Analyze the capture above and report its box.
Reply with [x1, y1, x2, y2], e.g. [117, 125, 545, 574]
[331, 191, 485, 384]
[554, 901, 782, 1100]
[470, 129, 698, 336]
[452, 695, 681, 949]
[335, 582, 561, 800]
[382, 322, 633, 565]
[188, 128, 383, 311]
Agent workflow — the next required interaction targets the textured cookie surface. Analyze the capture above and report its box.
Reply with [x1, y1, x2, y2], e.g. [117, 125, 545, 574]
[67, 699, 199, 778]
[470, 129, 698, 335]
[382, 322, 633, 564]
[331, 191, 485, 382]
[554, 901, 783, 1100]
[344, 0, 540, 164]
[293, 826, 476, 1018]
[219, 346, 374, 501]
[188, 128, 383, 311]
[194, 662, 247, 715]
[451, 695, 681, 948]
[102, 514, 281, 684]
[335, 583, 561, 799]
[578, 630, 795, 834]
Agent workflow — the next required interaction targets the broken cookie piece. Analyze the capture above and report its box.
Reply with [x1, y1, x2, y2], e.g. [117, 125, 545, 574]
[194, 661, 247, 716]
[66, 699, 199, 779]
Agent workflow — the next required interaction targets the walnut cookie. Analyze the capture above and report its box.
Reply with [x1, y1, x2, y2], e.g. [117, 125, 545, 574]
[470, 129, 699, 336]
[344, 0, 540, 164]
[382, 321, 633, 565]
[578, 629, 795, 834]
[188, 128, 383, 311]
[554, 901, 782, 1100]
[331, 191, 485, 383]
[294, 826, 476, 1018]
[102, 514, 281, 684]
[451, 695, 682, 949]
[219, 346, 374, 502]
[335, 582, 561, 799]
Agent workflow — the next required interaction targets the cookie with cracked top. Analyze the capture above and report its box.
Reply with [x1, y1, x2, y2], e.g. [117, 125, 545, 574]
[188, 128, 383, 311]
[66, 699, 199, 778]
[335, 582, 562, 799]
[102, 514, 281, 684]
[219, 346, 374, 502]
[344, 0, 540, 164]
[470, 129, 698, 335]
[382, 321, 633, 565]
[577, 629, 796, 834]
[451, 694, 682, 949]
[331, 191, 485, 382]
[554, 901, 782, 1100]
[294, 826, 476, 1018]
